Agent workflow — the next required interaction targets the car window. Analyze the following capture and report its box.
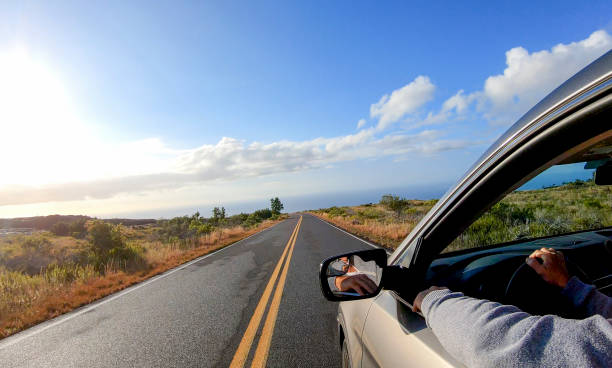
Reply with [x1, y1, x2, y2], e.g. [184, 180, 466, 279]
[442, 161, 611, 253]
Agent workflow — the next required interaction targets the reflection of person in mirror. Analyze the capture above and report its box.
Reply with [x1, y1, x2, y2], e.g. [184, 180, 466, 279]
[334, 256, 378, 295]
[338, 257, 353, 273]
[335, 274, 377, 295]
[412, 248, 611, 367]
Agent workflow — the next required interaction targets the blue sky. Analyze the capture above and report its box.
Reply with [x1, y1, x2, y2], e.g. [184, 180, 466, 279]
[0, 1, 611, 217]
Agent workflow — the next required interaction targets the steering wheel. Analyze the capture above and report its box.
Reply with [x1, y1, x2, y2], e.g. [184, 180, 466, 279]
[504, 257, 590, 318]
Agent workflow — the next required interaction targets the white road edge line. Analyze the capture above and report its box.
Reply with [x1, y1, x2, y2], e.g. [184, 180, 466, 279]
[0, 219, 289, 350]
[309, 214, 392, 255]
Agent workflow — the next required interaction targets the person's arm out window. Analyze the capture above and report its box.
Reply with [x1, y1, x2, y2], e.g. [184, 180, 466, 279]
[420, 289, 612, 368]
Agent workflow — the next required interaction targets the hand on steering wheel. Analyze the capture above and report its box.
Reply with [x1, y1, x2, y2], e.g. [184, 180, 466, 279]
[525, 247, 570, 288]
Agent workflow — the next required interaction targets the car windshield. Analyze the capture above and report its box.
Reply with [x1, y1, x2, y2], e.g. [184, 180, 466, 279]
[443, 160, 612, 253]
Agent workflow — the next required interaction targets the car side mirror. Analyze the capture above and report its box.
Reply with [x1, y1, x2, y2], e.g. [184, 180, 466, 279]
[319, 249, 388, 301]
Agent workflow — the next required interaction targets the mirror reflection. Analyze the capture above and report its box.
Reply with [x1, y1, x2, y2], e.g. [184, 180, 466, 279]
[325, 254, 383, 297]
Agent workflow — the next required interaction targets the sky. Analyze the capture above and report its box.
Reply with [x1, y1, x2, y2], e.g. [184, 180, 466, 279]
[0, 1, 611, 218]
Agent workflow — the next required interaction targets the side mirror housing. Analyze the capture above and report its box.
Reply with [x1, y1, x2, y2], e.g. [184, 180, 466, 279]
[319, 249, 388, 302]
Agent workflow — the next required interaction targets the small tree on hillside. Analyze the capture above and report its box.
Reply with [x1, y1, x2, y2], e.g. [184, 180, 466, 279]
[212, 206, 226, 225]
[88, 220, 125, 256]
[380, 194, 408, 218]
[270, 197, 284, 215]
[50, 222, 70, 236]
[69, 219, 87, 238]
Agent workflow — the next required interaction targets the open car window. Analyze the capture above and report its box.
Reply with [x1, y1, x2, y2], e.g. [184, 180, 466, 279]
[442, 161, 611, 254]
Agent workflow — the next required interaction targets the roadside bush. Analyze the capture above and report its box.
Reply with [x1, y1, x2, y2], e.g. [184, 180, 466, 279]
[156, 216, 196, 243]
[107, 243, 147, 268]
[86, 221, 147, 271]
[251, 208, 273, 220]
[89, 221, 125, 255]
[583, 198, 604, 209]
[455, 214, 514, 249]
[357, 208, 384, 220]
[50, 222, 70, 236]
[488, 202, 535, 225]
[240, 208, 273, 228]
[380, 195, 410, 217]
[69, 219, 88, 238]
[191, 223, 214, 237]
[20, 234, 52, 251]
[225, 213, 249, 227]
[43, 263, 97, 284]
[325, 207, 346, 217]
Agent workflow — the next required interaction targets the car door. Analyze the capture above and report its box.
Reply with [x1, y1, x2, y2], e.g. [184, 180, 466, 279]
[338, 298, 376, 368]
[359, 51, 612, 367]
[361, 291, 464, 367]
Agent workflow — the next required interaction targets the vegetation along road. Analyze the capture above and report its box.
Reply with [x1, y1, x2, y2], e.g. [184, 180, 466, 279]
[0, 214, 376, 367]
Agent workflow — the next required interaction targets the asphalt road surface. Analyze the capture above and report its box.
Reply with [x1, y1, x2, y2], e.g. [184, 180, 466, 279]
[0, 214, 378, 367]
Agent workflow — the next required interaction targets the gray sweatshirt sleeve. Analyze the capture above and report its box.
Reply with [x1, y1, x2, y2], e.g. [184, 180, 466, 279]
[421, 289, 612, 368]
[561, 276, 612, 318]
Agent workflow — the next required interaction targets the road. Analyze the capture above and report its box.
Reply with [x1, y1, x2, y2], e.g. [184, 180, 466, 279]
[0, 214, 377, 367]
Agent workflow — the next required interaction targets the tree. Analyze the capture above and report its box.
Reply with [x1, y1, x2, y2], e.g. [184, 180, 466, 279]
[50, 222, 70, 236]
[270, 197, 284, 214]
[88, 220, 125, 256]
[196, 223, 214, 237]
[68, 219, 87, 238]
[212, 206, 226, 225]
[380, 194, 408, 218]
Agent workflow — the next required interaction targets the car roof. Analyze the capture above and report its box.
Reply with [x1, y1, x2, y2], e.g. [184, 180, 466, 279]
[390, 49, 612, 265]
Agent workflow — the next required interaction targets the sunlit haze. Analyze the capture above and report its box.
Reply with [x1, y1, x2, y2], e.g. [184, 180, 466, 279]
[1, 1, 611, 218]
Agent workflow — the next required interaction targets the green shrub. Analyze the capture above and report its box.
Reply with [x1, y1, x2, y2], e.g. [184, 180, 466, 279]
[156, 216, 196, 243]
[43, 263, 97, 284]
[583, 198, 604, 209]
[326, 207, 346, 217]
[50, 222, 70, 236]
[19, 234, 52, 251]
[252, 208, 273, 220]
[69, 219, 88, 238]
[380, 194, 410, 217]
[357, 208, 383, 220]
[108, 243, 146, 264]
[89, 221, 125, 255]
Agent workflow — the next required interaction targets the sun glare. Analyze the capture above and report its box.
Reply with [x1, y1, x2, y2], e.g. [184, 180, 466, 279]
[0, 48, 92, 186]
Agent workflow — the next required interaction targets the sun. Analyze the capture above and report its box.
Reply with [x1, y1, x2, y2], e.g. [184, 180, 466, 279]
[0, 48, 89, 186]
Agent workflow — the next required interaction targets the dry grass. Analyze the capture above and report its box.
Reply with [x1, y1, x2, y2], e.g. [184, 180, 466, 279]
[0, 219, 279, 339]
[310, 201, 435, 250]
[312, 181, 612, 254]
[311, 212, 411, 249]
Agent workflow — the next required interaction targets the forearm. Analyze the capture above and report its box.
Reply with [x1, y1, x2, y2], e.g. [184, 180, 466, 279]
[421, 289, 612, 368]
[562, 276, 612, 318]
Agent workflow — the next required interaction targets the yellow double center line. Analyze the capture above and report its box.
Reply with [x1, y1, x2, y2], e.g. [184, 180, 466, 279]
[230, 215, 302, 368]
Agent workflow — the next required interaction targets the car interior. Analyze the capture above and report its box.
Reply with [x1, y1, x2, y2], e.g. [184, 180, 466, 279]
[424, 138, 612, 318]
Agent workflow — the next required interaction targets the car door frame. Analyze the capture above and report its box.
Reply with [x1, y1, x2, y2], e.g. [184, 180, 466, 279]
[392, 51, 612, 278]
[358, 51, 612, 367]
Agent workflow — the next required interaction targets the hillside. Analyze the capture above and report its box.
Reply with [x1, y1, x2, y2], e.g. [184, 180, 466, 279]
[311, 180, 612, 253]
[0, 215, 156, 231]
[0, 208, 285, 338]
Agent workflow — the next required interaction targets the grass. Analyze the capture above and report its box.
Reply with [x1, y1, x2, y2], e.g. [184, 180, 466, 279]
[0, 215, 284, 339]
[310, 200, 436, 249]
[311, 180, 612, 253]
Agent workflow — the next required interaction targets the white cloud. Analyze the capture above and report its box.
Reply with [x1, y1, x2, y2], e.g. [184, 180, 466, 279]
[0, 129, 477, 206]
[8, 30, 608, 210]
[442, 90, 477, 114]
[481, 30, 612, 125]
[396, 30, 612, 129]
[370, 75, 435, 130]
